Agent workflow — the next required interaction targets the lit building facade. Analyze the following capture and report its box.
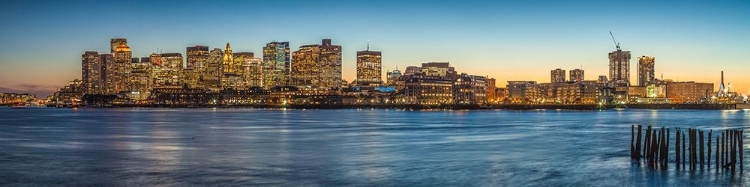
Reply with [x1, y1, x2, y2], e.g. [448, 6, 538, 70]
[666, 82, 714, 103]
[421, 62, 457, 80]
[507, 81, 539, 104]
[243, 58, 263, 87]
[638, 55, 655, 86]
[291, 39, 342, 89]
[100, 54, 115, 94]
[356, 48, 382, 86]
[551, 68, 565, 83]
[263, 41, 290, 89]
[486, 78, 496, 103]
[187, 45, 209, 70]
[401, 75, 453, 105]
[608, 49, 631, 85]
[129, 58, 152, 100]
[112, 39, 132, 94]
[453, 74, 487, 105]
[570, 69, 584, 82]
[202, 48, 223, 91]
[222, 43, 235, 75]
[152, 53, 183, 88]
[81, 51, 102, 94]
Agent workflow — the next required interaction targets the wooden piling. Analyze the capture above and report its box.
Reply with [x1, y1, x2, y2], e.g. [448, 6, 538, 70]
[740, 130, 743, 171]
[631, 125, 635, 159]
[674, 128, 680, 169]
[732, 130, 737, 172]
[700, 130, 705, 169]
[644, 126, 652, 161]
[636, 125, 642, 160]
[665, 128, 669, 168]
[683, 131, 686, 168]
[706, 130, 713, 170]
[716, 136, 720, 171]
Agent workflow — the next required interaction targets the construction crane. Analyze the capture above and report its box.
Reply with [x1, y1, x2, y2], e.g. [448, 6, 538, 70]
[609, 31, 621, 51]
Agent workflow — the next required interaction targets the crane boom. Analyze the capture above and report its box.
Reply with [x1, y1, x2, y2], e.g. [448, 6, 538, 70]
[609, 31, 621, 50]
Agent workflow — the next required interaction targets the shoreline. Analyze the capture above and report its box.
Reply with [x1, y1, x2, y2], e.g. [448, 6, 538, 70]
[25, 103, 738, 110]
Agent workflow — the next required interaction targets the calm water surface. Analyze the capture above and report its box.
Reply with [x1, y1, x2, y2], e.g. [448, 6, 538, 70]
[1, 108, 750, 186]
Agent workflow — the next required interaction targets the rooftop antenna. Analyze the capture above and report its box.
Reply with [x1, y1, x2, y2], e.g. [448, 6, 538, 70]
[367, 40, 370, 51]
[609, 31, 621, 51]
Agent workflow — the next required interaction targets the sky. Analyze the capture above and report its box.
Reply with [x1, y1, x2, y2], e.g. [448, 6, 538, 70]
[1, 0, 749, 97]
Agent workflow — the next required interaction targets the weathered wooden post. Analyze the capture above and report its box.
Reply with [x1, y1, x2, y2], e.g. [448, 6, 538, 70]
[631, 125, 635, 159]
[716, 136, 720, 171]
[706, 130, 714, 170]
[741, 130, 743, 171]
[644, 126, 652, 161]
[732, 130, 737, 172]
[665, 128, 669, 168]
[636, 125, 642, 159]
[683, 131, 686, 168]
[700, 130, 705, 169]
[676, 128, 681, 169]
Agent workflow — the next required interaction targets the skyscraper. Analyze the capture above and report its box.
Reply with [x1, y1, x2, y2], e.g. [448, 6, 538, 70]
[223, 43, 235, 75]
[203, 48, 223, 91]
[186, 45, 209, 70]
[319, 39, 342, 88]
[570, 69, 584, 82]
[263, 42, 290, 89]
[608, 48, 631, 85]
[233, 52, 255, 87]
[110, 38, 127, 53]
[356, 44, 382, 86]
[112, 39, 132, 93]
[291, 39, 342, 88]
[637, 56, 655, 86]
[551, 68, 565, 83]
[100, 54, 115, 94]
[81, 51, 101, 94]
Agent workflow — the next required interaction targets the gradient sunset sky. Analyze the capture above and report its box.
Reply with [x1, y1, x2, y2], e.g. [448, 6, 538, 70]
[1, 0, 748, 97]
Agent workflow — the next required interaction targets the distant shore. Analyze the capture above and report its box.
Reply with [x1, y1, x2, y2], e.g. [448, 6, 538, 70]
[12, 103, 738, 110]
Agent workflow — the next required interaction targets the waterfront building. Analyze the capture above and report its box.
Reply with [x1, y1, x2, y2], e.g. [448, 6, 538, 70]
[507, 81, 539, 104]
[666, 81, 714, 103]
[386, 69, 402, 86]
[291, 39, 342, 89]
[551, 68, 565, 83]
[151, 53, 183, 88]
[495, 88, 508, 103]
[262, 41, 290, 89]
[81, 51, 102, 94]
[486, 78, 496, 103]
[570, 69, 584, 82]
[401, 75, 453, 105]
[182, 68, 201, 88]
[356, 45, 382, 86]
[150, 87, 219, 107]
[608, 48, 631, 86]
[233, 52, 255, 87]
[637, 56, 655, 86]
[453, 74, 487, 105]
[187, 45, 209, 70]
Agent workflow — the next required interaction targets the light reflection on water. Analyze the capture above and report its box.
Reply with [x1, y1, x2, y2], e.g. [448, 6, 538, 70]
[0, 108, 749, 186]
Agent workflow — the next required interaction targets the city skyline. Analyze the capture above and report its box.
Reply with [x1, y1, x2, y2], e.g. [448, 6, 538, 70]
[1, 0, 749, 97]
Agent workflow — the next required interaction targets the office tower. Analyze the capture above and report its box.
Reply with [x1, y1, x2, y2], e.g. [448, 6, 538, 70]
[570, 69, 584, 82]
[243, 58, 263, 87]
[202, 48, 223, 91]
[81, 51, 101, 94]
[263, 41, 290, 89]
[160, 53, 183, 70]
[112, 39, 132, 93]
[608, 48, 631, 85]
[291, 39, 342, 88]
[100, 54, 115, 94]
[356, 44, 382, 86]
[223, 43, 235, 74]
[129, 57, 152, 100]
[110, 38, 127, 53]
[404, 66, 421, 76]
[551, 68, 565, 83]
[319, 39, 342, 88]
[233, 52, 255, 87]
[637, 56, 655, 86]
[186, 45, 209, 69]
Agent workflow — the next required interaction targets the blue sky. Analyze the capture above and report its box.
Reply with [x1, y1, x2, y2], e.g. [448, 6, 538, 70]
[1, 0, 749, 97]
